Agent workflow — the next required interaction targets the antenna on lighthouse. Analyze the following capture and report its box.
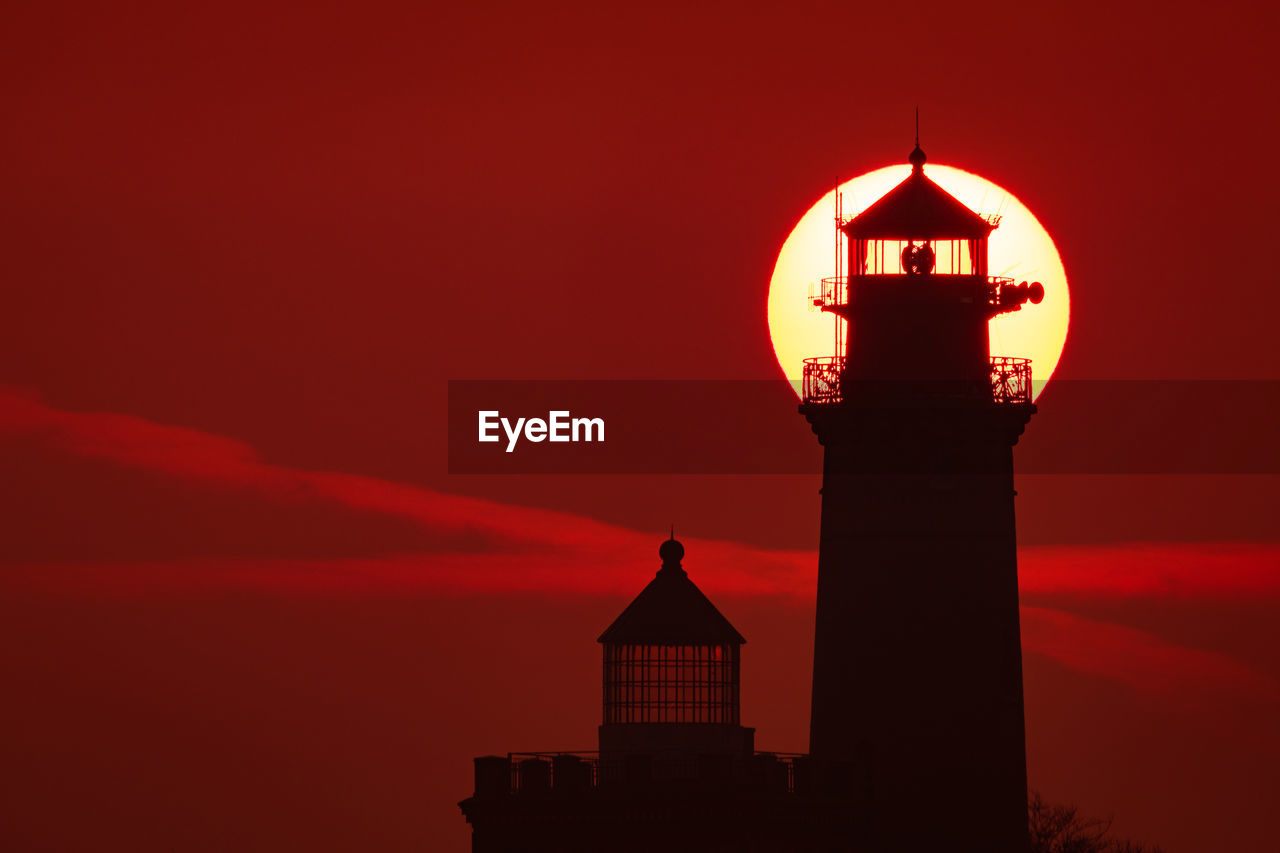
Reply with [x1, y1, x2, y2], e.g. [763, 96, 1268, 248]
[833, 178, 845, 358]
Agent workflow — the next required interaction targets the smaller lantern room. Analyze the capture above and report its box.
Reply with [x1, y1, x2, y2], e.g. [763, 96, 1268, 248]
[597, 535, 754, 758]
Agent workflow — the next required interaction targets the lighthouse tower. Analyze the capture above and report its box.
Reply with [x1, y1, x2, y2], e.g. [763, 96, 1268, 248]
[801, 143, 1043, 852]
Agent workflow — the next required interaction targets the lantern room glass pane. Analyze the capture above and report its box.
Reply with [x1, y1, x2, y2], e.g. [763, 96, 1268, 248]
[602, 643, 740, 725]
[853, 239, 979, 276]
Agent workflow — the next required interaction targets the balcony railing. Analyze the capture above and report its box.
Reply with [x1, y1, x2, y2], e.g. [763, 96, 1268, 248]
[802, 356, 845, 405]
[473, 751, 807, 797]
[808, 276, 848, 310]
[808, 275, 1019, 311]
[989, 357, 1033, 406]
[801, 356, 1033, 408]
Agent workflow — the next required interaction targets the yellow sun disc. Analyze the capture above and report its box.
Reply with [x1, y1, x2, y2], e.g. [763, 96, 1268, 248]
[767, 164, 1070, 401]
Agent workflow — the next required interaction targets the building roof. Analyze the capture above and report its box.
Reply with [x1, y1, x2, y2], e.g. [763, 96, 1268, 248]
[597, 537, 746, 646]
[842, 145, 994, 240]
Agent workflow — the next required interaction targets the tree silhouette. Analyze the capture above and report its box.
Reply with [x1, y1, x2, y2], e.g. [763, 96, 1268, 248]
[1028, 791, 1166, 853]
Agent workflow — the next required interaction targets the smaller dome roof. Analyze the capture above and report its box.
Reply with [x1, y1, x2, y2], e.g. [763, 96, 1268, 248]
[658, 536, 685, 565]
[598, 536, 745, 646]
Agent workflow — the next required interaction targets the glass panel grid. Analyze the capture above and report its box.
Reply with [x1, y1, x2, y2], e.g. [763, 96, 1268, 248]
[602, 643, 740, 724]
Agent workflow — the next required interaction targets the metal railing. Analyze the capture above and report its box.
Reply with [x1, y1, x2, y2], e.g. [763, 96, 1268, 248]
[801, 356, 845, 404]
[809, 275, 1017, 311]
[801, 355, 1033, 408]
[809, 276, 848, 311]
[989, 356, 1033, 406]
[483, 750, 807, 796]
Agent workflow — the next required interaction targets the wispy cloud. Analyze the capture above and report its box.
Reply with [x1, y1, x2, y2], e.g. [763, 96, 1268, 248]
[1024, 605, 1280, 704]
[4, 388, 1279, 717]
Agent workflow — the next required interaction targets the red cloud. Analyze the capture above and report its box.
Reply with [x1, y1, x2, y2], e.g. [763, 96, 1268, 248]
[4, 387, 1279, 718]
[1019, 543, 1280, 599]
[1023, 605, 1280, 706]
[4, 387, 1276, 597]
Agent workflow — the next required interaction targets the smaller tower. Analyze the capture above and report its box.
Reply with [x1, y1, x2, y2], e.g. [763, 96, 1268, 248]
[459, 536, 809, 853]
[598, 535, 754, 759]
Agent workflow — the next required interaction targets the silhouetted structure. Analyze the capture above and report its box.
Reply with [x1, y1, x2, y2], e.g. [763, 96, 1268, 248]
[597, 536, 754, 757]
[459, 142, 1045, 852]
[458, 536, 813, 852]
[801, 142, 1042, 852]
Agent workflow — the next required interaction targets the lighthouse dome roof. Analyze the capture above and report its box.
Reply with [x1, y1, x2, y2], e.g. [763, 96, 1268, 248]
[842, 146, 994, 241]
[597, 536, 746, 646]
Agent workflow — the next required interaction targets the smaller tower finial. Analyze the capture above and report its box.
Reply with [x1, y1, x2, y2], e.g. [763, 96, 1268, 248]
[658, 530, 685, 573]
[909, 108, 927, 175]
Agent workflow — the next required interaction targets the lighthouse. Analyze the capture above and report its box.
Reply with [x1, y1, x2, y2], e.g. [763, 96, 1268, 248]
[459, 537, 804, 852]
[459, 140, 1048, 853]
[801, 142, 1042, 852]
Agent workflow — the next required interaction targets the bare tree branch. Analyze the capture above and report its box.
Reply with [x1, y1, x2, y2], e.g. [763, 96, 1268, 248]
[1028, 790, 1165, 853]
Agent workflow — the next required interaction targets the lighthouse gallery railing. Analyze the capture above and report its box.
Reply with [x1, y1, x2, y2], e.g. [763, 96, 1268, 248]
[486, 751, 807, 796]
[801, 356, 1033, 407]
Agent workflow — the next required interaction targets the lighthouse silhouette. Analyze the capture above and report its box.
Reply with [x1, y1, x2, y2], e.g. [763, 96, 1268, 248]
[459, 142, 1044, 852]
[802, 140, 1041, 852]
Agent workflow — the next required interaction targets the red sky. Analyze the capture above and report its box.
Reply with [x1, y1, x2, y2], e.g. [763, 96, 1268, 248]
[2, 2, 1278, 851]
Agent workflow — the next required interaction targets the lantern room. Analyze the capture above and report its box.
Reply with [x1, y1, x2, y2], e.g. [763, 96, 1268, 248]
[802, 142, 1044, 403]
[844, 144, 995, 278]
[597, 536, 754, 757]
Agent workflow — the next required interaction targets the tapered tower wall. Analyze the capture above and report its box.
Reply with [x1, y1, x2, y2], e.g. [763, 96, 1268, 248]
[806, 404, 1030, 852]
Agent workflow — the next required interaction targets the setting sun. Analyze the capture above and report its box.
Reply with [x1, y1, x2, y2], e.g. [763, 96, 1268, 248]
[768, 164, 1070, 400]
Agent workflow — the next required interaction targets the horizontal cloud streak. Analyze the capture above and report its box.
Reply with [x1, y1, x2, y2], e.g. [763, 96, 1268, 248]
[3, 388, 1279, 720]
[1023, 605, 1280, 707]
[1020, 543, 1280, 599]
[3, 387, 1276, 596]
[6, 555, 1278, 725]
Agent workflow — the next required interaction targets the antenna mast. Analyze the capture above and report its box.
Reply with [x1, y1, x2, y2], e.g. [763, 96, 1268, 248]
[833, 180, 845, 358]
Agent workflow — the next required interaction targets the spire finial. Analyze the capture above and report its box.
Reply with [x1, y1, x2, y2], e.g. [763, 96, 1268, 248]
[658, 528, 685, 573]
[909, 108, 927, 174]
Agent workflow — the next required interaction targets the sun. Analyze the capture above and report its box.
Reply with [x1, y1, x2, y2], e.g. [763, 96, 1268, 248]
[767, 164, 1069, 400]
